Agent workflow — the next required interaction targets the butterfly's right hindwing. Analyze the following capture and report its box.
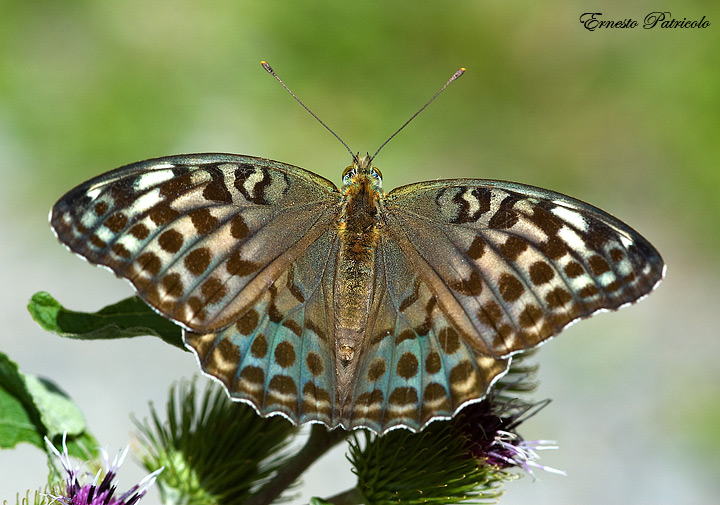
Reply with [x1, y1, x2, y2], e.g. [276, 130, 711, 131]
[344, 235, 510, 432]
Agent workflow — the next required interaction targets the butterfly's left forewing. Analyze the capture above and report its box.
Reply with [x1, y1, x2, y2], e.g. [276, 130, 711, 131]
[51, 154, 342, 334]
[52, 154, 349, 426]
[52, 154, 347, 428]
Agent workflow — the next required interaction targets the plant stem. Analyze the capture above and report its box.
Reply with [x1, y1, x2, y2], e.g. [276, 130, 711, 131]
[321, 487, 366, 504]
[247, 424, 350, 505]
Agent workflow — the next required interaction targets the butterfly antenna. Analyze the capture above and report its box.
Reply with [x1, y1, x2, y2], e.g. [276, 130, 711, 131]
[261, 61, 357, 162]
[370, 67, 465, 162]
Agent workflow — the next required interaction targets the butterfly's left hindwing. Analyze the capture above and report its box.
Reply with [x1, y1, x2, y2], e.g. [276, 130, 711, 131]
[186, 227, 342, 427]
[51, 154, 342, 333]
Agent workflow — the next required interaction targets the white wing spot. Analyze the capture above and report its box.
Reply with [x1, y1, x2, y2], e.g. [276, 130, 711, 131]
[557, 225, 586, 253]
[618, 233, 633, 249]
[181, 304, 193, 322]
[596, 271, 616, 287]
[552, 206, 588, 231]
[387, 402, 419, 417]
[502, 332, 518, 350]
[117, 235, 141, 254]
[567, 275, 591, 291]
[80, 210, 99, 232]
[243, 169, 265, 199]
[93, 226, 115, 244]
[132, 188, 163, 213]
[134, 169, 175, 191]
[86, 186, 102, 200]
[462, 189, 480, 217]
[615, 259, 633, 276]
[513, 199, 535, 214]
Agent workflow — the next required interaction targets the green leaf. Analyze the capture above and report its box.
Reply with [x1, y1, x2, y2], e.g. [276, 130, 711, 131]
[0, 380, 42, 449]
[0, 352, 44, 449]
[0, 352, 96, 457]
[28, 292, 185, 350]
[24, 376, 85, 441]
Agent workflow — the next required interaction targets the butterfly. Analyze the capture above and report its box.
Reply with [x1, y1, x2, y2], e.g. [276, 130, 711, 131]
[50, 66, 664, 434]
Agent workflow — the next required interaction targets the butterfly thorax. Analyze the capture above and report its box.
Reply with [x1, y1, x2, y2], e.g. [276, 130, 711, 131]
[334, 156, 385, 400]
[338, 156, 383, 249]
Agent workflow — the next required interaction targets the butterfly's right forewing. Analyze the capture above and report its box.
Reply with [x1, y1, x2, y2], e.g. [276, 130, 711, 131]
[384, 179, 664, 359]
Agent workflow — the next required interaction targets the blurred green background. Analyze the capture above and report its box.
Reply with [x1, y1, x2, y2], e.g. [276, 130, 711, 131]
[1, 1, 718, 503]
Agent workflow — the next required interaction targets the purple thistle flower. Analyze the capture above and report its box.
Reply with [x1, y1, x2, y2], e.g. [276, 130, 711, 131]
[486, 429, 566, 477]
[45, 435, 162, 505]
[458, 398, 566, 477]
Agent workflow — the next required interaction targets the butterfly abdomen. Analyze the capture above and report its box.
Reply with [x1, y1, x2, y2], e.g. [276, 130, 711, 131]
[332, 173, 386, 405]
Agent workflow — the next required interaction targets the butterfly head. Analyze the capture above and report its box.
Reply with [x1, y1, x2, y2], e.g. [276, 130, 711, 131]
[342, 154, 383, 192]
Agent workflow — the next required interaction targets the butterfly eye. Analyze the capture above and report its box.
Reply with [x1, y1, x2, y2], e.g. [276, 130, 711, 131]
[369, 167, 383, 189]
[342, 168, 358, 185]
